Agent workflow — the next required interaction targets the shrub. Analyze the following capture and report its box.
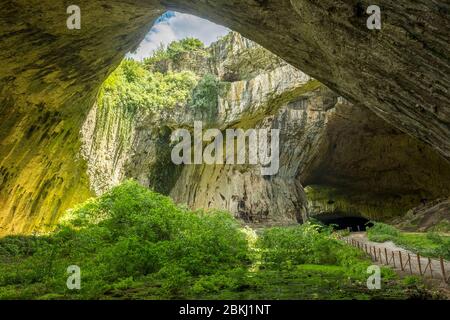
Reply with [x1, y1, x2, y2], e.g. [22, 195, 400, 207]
[257, 223, 368, 274]
[366, 222, 400, 239]
[190, 74, 221, 112]
[98, 59, 197, 113]
[0, 180, 250, 298]
[426, 231, 443, 244]
[143, 38, 205, 67]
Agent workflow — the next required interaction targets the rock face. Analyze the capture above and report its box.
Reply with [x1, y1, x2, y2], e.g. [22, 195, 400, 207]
[391, 198, 450, 232]
[303, 103, 450, 220]
[81, 33, 450, 226]
[0, 1, 449, 233]
[0, 1, 163, 235]
[81, 33, 318, 224]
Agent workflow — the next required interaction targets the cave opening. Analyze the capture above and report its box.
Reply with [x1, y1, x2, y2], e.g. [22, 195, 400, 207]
[126, 11, 230, 61]
[313, 213, 372, 232]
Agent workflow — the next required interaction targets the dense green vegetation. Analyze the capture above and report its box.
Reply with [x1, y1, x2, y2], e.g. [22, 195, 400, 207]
[98, 59, 197, 112]
[430, 220, 450, 233]
[0, 181, 434, 299]
[97, 38, 225, 115]
[367, 222, 450, 260]
[190, 73, 221, 112]
[143, 38, 205, 67]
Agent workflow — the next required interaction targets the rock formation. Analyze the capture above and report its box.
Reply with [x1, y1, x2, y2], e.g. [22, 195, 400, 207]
[0, 1, 449, 234]
[81, 33, 450, 227]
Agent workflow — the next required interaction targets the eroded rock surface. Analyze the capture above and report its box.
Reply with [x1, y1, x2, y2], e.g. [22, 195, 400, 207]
[303, 103, 450, 220]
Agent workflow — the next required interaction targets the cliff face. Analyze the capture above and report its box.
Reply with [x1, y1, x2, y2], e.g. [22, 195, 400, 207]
[81, 33, 318, 224]
[80, 33, 450, 226]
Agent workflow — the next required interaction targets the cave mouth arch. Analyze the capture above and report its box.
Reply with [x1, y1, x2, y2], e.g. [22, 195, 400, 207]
[313, 213, 372, 232]
[0, 1, 448, 236]
[126, 11, 230, 61]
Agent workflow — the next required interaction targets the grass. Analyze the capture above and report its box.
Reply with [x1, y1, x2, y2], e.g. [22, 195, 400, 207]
[0, 182, 439, 300]
[367, 222, 450, 260]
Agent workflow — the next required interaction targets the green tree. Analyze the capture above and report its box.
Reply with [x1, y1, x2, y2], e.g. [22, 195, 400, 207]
[190, 73, 220, 112]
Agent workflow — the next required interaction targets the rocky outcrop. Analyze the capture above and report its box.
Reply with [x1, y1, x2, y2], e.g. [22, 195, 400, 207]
[0, 1, 163, 235]
[391, 198, 450, 232]
[169, 84, 334, 224]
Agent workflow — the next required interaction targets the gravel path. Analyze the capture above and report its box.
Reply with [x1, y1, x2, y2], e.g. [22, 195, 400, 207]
[346, 232, 450, 285]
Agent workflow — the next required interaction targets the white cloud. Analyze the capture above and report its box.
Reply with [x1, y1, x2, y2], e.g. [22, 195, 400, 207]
[128, 12, 230, 61]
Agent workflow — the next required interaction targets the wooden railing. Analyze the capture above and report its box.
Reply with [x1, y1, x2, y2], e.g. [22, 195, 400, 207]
[343, 237, 449, 284]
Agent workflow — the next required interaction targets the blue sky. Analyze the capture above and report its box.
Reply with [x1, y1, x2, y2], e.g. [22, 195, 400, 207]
[128, 11, 230, 61]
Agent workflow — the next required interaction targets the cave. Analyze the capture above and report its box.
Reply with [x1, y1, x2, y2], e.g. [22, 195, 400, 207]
[1, 0, 450, 302]
[0, 1, 449, 235]
[313, 213, 372, 232]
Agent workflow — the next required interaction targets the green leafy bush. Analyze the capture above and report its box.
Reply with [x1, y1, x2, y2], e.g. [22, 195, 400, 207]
[257, 223, 370, 276]
[143, 38, 205, 67]
[98, 59, 197, 113]
[0, 180, 250, 299]
[190, 73, 221, 112]
[367, 222, 400, 238]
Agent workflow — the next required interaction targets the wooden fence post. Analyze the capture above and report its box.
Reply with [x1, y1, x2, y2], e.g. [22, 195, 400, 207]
[440, 257, 447, 283]
[428, 258, 433, 278]
[378, 248, 382, 264]
[384, 248, 388, 265]
[399, 251, 404, 271]
[392, 251, 396, 268]
[407, 253, 412, 274]
[417, 254, 422, 276]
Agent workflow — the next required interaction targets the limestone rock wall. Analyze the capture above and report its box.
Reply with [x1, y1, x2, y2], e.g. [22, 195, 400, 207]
[170, 85, 338, 224]
[81, 33, 318, 224]
[0, 1, 164, 235]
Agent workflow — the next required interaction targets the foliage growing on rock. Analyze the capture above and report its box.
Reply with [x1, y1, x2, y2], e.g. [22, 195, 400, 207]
[190, 73, 221, 112]
[143, 38, 205, 67]
[98, 59, 197, 112]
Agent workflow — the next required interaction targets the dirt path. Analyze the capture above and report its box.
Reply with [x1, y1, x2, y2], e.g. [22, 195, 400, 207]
[346, 232, 450, 288]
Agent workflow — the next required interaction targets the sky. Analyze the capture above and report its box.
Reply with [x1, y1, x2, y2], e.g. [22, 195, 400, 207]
[127, 11, 230, 61]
